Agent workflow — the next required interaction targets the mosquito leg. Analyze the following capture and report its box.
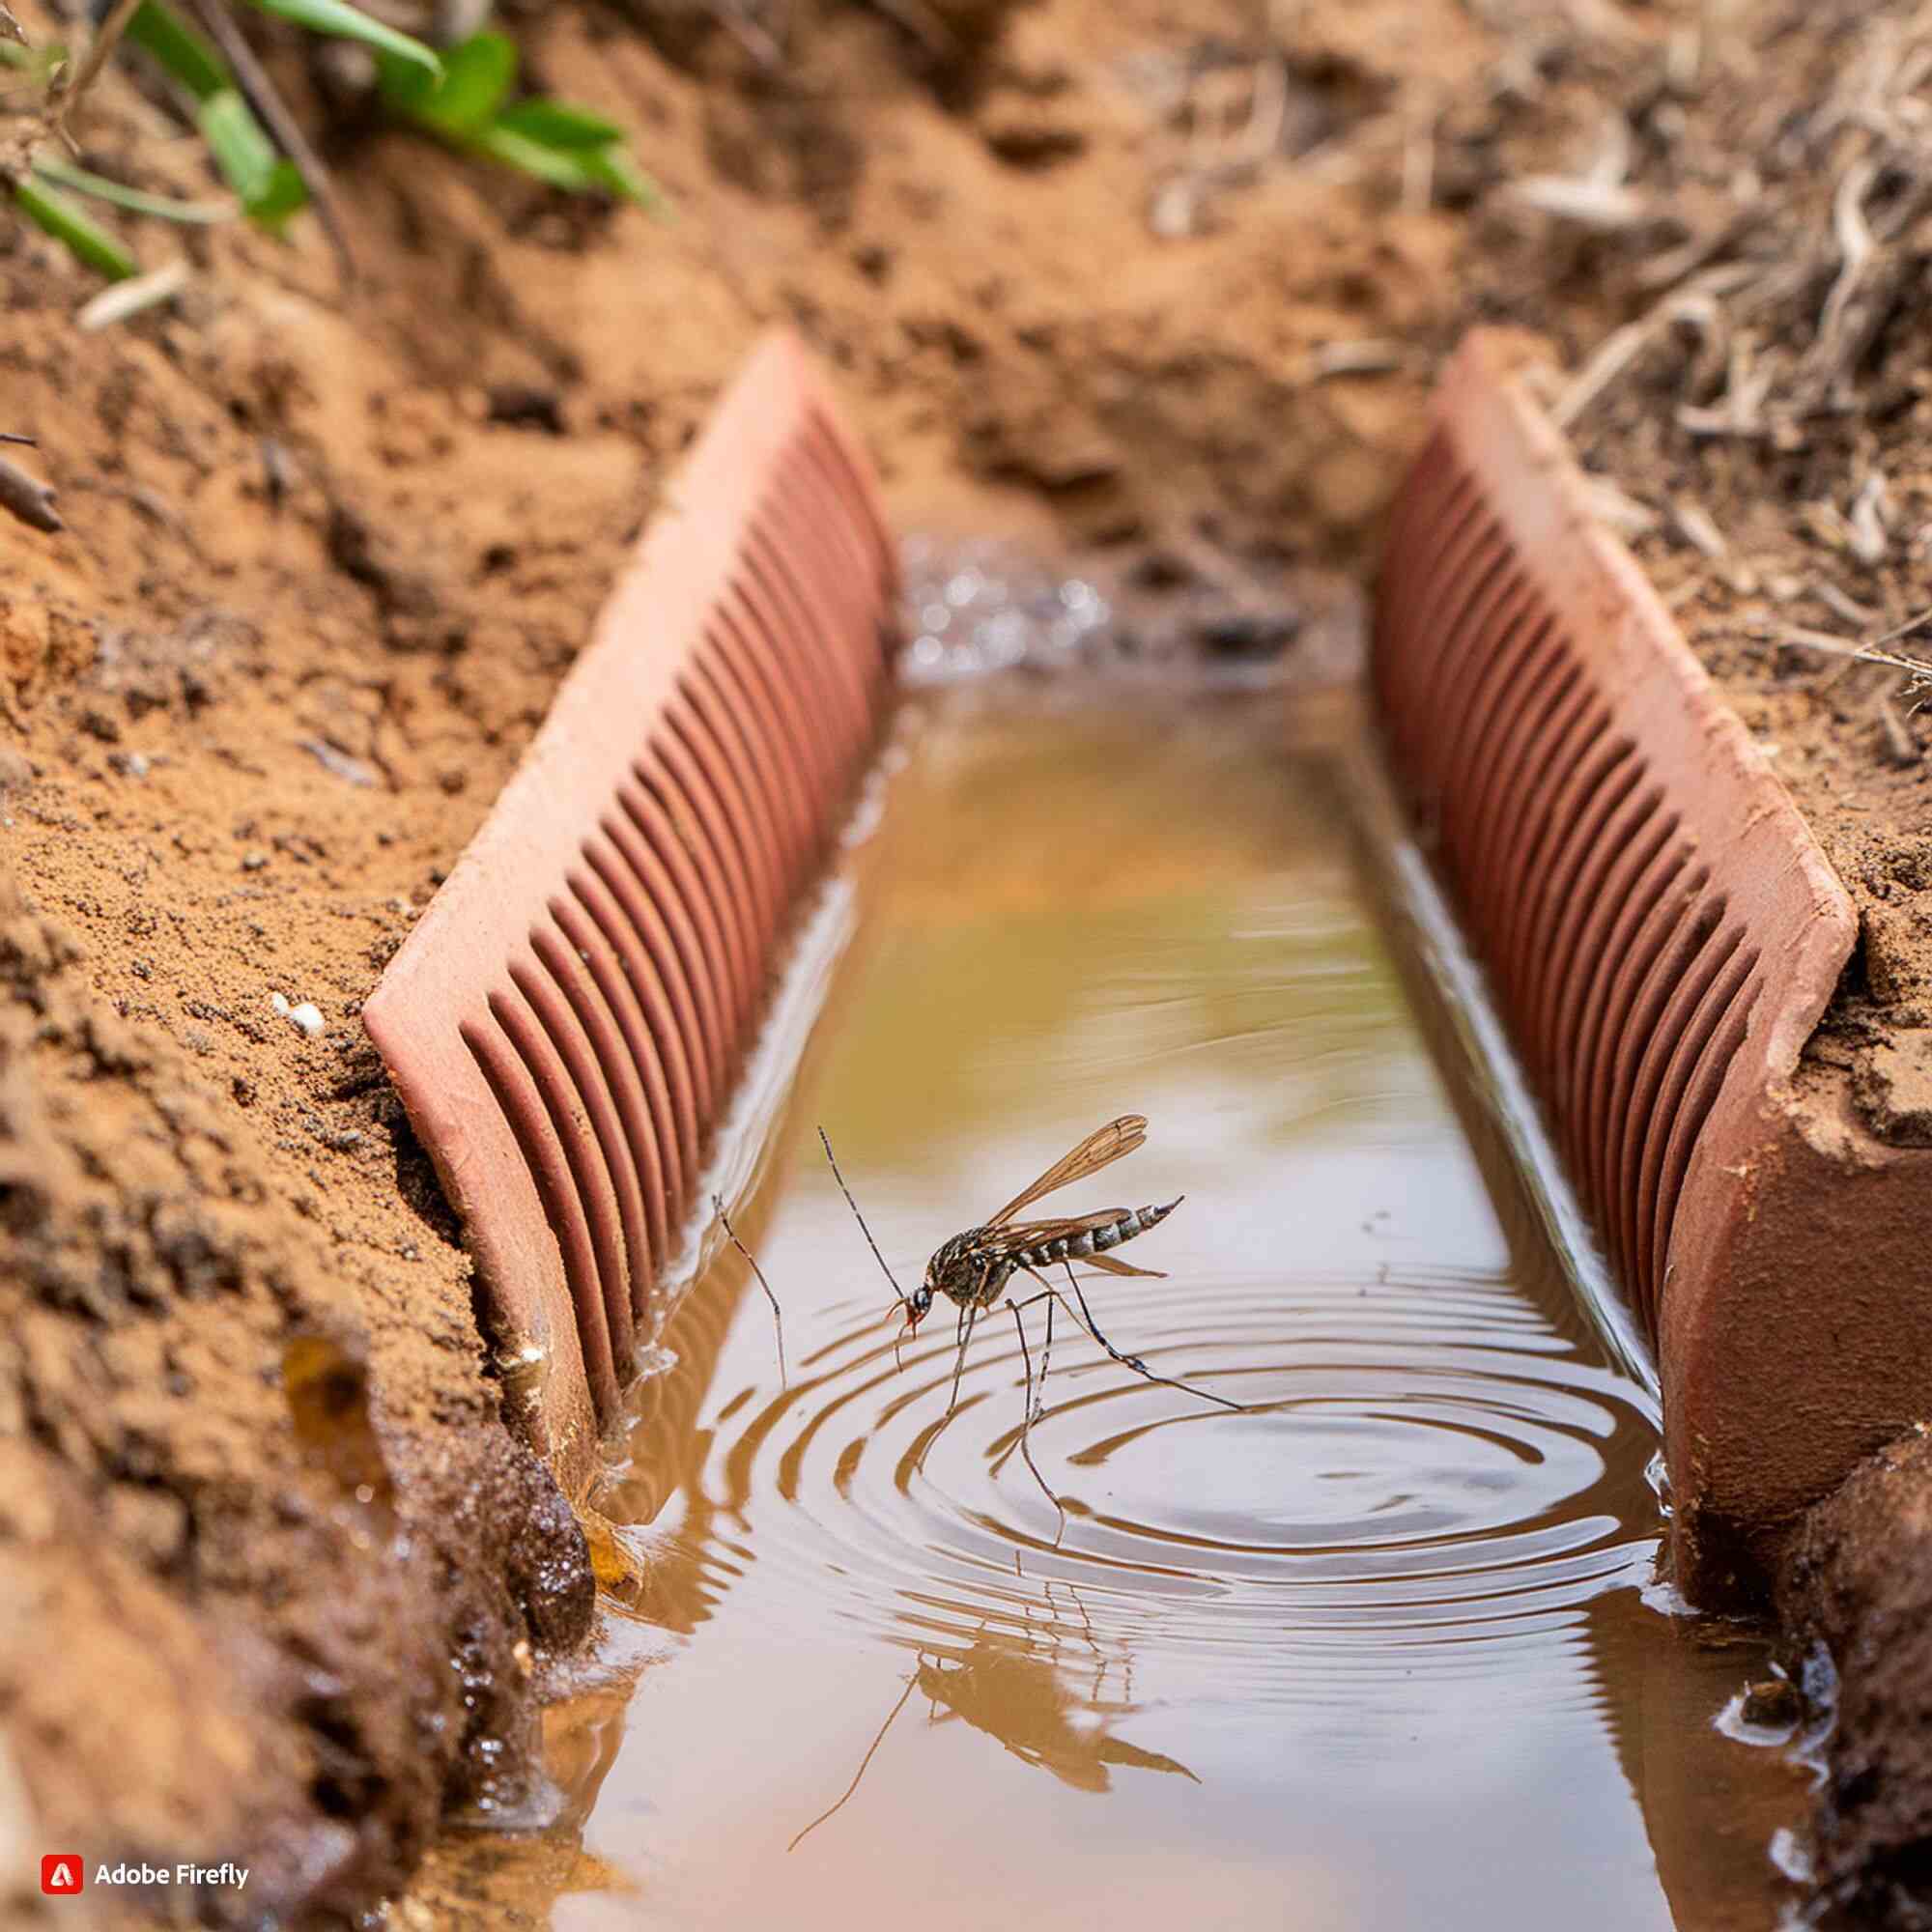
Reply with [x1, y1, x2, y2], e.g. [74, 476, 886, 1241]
[947, 1304, 980, 1417]
[1009, 1301, 1066, 1540]
[713, 1194, 784, 1390]
[786, 1670, 918, 1855]
[986, 1292, 1055, 1474]
[1036, 1293, 1055, 1425]
[1055, 1263, 1246, 1413]
[1008, 1280, 1057, 1431]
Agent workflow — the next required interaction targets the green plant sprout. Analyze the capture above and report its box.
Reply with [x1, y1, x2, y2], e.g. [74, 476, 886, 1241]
[7, 0, 658, 284]
[377, 30, 659, 208]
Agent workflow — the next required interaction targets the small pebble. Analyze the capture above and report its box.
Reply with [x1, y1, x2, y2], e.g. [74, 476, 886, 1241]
[299, 737, 378, 788]
[242, 851, 269, 871]
[1741, 1678, 1803, 1728]
[270, 992, 327, 1037]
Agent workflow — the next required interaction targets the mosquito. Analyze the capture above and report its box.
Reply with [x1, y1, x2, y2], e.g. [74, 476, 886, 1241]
[819, 1114, 1243, 1517]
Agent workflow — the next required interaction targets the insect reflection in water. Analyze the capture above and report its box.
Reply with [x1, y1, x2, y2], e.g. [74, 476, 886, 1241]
[820, 1114, 1244, 1524]
[789, 1592, 1198, 1854]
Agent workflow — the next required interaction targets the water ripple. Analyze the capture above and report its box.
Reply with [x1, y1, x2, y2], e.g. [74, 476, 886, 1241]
[677, 1267, 1656, 1708]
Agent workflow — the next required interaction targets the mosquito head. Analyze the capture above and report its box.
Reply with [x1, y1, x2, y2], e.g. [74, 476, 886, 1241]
[907, 1281, 933, 1329]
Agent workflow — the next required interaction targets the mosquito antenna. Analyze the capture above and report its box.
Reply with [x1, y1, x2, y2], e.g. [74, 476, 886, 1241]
[787, 1668, 918, 1854]
[713, 1194, 785, 1390]
[818, 1126, 917, 1364]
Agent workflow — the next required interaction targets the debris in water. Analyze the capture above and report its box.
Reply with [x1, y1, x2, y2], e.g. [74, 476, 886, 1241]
[1769, 1826, 1814, 1885]
[1741, 1678, 1804, 1730]
[578, 1504, 647, 1596]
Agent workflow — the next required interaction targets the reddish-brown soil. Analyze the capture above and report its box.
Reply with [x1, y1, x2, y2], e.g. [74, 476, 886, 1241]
[5, 0, 1931, 1921]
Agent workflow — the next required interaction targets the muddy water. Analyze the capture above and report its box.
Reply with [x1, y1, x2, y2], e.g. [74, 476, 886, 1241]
[433, 697, 1814, 1931]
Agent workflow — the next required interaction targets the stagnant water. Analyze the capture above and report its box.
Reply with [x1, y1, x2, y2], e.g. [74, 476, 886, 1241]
[420, 694, 1816, 1931]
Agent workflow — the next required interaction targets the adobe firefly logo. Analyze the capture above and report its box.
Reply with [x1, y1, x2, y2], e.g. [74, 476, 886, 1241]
[40, 1855, 84, 1895]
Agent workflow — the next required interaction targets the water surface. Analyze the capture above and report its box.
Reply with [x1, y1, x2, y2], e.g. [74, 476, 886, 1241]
[424, 696, 1810, 1931]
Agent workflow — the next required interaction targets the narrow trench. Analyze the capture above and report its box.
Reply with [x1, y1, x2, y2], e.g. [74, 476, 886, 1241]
[410, 577, 1817, 1927]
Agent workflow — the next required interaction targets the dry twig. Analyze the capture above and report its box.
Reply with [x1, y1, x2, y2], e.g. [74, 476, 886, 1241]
[1788, 156, 1932, 413]
[0, 454, 61, 531]
[44, 0, 143, 153]
[1777, 608, 1932, 710]
[1876, 687, 1921, 766]
[186, 0, 355, 282]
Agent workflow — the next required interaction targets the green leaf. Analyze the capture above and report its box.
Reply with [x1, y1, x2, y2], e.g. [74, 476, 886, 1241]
[196, 88, 309, 229]
[573, 143, 662, 211]
[383, 29, 514, 135]
[125, 0, 226, 99]
[369, 26, 659, 212]
[246, 0, 439, 75]
[35, 154, 236, 224]
[198, 86, 278, 205]
[248, 160, 309, 233]
[0, 37, 67, 78]
[472, 123, 663, 209]
[14, 179, 139, 279]
[493, 96, 621, 150]
[471, 123, 600, 192]
[373, 43, 434, 113]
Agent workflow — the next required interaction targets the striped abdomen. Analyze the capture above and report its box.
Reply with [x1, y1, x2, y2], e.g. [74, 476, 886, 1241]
[1015, 1199, 1179, 1270]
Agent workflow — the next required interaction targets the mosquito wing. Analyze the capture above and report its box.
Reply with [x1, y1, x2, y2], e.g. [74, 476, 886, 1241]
[1080, 1251, 1165, 1280]
[979, 1211, 1129, 1257]
[986, 1116, 1148, 1227]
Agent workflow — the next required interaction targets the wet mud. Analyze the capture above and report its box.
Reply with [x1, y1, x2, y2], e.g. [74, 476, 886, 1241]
[1779, 1432, 1932, 1929]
